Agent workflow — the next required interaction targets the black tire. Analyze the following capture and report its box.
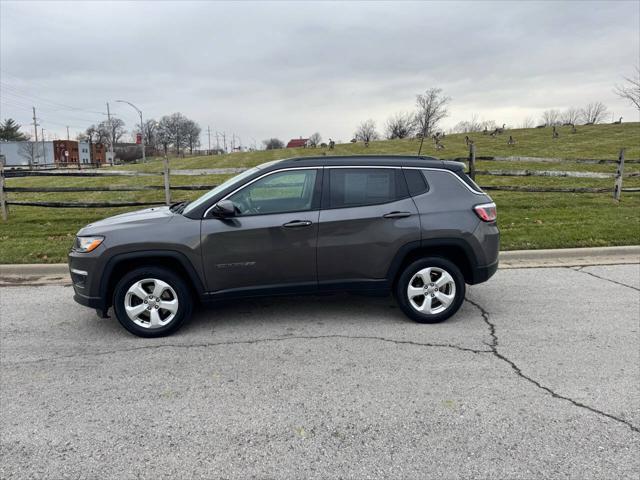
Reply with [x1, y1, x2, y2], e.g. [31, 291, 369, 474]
[113, 266, 193, 337]
[395, 257, 465, 324]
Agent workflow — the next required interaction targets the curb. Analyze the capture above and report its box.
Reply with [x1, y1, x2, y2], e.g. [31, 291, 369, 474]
[0, 246, 638, 282]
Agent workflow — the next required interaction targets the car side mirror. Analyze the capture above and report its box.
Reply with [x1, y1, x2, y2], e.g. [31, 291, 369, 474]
[212, 199, 236, 217]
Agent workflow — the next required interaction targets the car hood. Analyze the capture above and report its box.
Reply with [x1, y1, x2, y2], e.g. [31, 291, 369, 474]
[78, 206, 175, 235]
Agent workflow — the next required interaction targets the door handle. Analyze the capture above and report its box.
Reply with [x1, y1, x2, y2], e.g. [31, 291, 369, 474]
[282, 220, 313, 228]
[383, 211, 412, 219]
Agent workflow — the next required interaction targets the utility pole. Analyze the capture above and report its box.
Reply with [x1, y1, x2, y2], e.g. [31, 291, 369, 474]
[106, 102, 114, 165]
[215, 132, 220, 153]
[66, 126, 70, 141]
[220, 132, 227, 153]
[207, 126, 211, 155]
[41, 128, 46, 165]
[32, 107, 39, 168]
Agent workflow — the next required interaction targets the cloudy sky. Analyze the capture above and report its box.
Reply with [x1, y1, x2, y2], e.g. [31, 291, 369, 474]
[1, 0, 638, 146]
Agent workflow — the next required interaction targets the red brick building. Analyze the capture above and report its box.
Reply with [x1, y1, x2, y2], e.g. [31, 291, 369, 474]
[53, 140, 79, 165]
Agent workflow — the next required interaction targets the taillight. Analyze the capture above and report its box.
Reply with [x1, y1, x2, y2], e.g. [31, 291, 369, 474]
[474, 202, 497, 222]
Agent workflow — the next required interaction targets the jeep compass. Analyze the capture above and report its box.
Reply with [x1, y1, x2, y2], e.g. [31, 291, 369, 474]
[69, 156, 499, 337]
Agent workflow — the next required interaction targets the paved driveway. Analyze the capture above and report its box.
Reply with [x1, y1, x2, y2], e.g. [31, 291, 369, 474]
[1, 264, 638, 479]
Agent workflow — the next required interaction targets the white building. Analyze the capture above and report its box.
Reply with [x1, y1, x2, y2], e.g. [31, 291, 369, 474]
[78, 141, 91, 164]
[0, 141, 55, 167]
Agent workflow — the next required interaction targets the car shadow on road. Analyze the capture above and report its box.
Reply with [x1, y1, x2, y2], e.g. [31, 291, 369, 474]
[175, 292, 474, 337]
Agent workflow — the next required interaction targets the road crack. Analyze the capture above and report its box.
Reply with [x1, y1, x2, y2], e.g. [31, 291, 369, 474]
[465, 297, 639, 434]
[5, 334, 491, 366]
[571, 266, 640, 291]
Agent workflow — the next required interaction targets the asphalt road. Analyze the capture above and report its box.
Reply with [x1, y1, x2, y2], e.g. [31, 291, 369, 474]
[1, 264, 639, 479]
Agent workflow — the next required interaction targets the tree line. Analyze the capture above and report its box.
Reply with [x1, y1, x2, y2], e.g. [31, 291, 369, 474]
[79, 113, 201, 155]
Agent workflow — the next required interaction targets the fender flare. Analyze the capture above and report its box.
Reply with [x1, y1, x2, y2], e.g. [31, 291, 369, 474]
[386, 238, 478, 282]
[99, 250, 206, 303]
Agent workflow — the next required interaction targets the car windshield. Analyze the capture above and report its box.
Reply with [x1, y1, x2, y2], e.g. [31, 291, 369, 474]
[182, 167, 260, 215]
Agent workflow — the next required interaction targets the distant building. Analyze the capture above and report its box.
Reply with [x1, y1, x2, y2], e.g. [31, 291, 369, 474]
[0, 140, 55, 167]
[79, 142, 107, 165]
[92, 143, 106, 164]
[0, 140, 107, 167]
[286, 138, 309, 148]
[53, 140, 79, 165]
[79, 141, 91, 164]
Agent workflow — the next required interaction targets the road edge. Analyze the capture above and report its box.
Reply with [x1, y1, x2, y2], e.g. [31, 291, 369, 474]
[1, 245, 638, 285]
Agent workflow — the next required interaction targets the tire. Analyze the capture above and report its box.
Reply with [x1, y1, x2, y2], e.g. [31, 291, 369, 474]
[395, 257, 465, 324]
[112, 266, 193, 337]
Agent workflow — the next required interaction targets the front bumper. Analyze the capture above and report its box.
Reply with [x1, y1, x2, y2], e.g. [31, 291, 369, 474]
[69, 250, 107, 313]
[73, 291, 106, 310]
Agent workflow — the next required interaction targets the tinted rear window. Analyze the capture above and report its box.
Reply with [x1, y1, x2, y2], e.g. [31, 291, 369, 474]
[403, 169, 429, 196]
[327, 168, 408, 208]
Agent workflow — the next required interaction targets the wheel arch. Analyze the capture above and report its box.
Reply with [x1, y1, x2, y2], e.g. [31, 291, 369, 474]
[100, 250, 205, 308]
[387, 239, 478, 287]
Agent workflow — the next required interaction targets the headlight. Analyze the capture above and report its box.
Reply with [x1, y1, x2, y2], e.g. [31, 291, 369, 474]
[73, 236, 104, 253]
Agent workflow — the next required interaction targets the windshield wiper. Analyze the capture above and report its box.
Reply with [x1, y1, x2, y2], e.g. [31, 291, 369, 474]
[170, 201, 190, 214]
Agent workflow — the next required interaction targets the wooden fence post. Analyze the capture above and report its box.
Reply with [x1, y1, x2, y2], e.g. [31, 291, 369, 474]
[163, 155, 171, 205]
[613, 148, 625, 201]
[469, 143, 476, 181]
[0, 154, 7, 221]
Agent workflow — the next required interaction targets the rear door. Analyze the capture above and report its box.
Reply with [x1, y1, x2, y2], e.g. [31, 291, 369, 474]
[317, 167, 420, 287]
[200, 168, 322, 294]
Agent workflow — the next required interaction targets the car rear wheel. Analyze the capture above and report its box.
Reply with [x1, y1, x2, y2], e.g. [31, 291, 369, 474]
[396, 257, 465, 323]
[113, 266, 193, 337]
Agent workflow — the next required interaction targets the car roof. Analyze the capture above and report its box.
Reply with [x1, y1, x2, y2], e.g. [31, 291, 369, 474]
[258, 155, 464, 171]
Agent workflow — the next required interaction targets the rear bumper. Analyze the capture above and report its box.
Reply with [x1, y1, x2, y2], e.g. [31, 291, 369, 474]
[470, 258, 499, 284]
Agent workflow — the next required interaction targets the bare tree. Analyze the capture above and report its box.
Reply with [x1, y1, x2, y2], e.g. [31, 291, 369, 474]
[580, 102, 609, 124]
[308, 132, 322, 147]
[541, 109, 561, 127]
[560, 107, 581, 125]
[184, 119, 202, 154]
[263, 138, 284, 150]
[415, 88, 450, 137]
[519, 116, 535, 129]
[451, 114, 485, 134]
[83, 124, 108, 145]
[354, 119, 378, 144]
[158, 113, 190, 154]
[156, 120, 172, 155]
[98, 117, 126, 145]
[385, 112, 415, 139]
[138, 119, 159, 152]
[18, 141, 42, 167]
[614, 67, 640, 111]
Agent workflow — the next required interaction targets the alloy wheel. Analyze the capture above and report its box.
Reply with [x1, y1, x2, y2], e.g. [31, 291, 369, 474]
[124, 278, 179, 329]
[406, 267, 456, 315]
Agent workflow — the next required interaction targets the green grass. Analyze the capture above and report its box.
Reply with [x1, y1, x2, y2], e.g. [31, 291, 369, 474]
[121, 122, 640, 172]
[1, 123, 639, 263]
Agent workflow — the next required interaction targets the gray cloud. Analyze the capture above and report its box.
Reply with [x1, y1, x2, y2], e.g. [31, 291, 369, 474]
[1, 0, 638, 144]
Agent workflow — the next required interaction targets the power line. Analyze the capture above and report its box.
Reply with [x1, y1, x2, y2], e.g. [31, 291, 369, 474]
[0, 79, 105, 115]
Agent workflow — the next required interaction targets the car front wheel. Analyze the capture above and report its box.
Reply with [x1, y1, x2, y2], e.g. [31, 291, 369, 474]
[396, 257, 465, 323]
[113, 266, 193, 337]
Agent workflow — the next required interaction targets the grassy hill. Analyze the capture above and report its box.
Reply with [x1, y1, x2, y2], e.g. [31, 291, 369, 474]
[0, 123, 638, 263]
[123, 122, 640, 172]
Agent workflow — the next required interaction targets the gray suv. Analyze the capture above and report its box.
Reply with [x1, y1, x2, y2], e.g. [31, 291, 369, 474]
[69, 156, 499, 337]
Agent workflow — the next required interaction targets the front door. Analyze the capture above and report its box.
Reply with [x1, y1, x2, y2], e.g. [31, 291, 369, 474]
[201, 168, 322, 295]
[317, 167, 420, 286]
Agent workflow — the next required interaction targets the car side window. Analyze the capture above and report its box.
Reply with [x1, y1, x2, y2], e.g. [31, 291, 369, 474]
[327, 168, 407, 208]
[227, 169, 318, 216]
